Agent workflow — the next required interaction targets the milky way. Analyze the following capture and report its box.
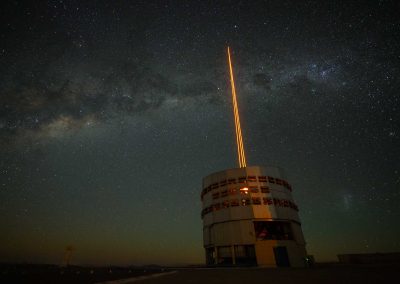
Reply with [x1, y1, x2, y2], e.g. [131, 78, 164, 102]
[1, 1, 399, 265]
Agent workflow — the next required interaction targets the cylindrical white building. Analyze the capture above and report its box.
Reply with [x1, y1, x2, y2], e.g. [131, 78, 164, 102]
[201, 166, 307, 267]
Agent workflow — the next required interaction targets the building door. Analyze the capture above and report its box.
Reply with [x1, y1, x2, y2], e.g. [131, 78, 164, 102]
[273, 246, 290, 267]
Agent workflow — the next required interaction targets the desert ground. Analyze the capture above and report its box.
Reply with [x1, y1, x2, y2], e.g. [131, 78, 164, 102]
[1, 263, 398, 284]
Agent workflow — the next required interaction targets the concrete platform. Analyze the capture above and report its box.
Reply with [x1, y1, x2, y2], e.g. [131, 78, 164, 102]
[130, 264, 398, 284]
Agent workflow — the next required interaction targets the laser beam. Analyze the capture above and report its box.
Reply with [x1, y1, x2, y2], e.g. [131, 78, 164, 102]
[227, 47, 247, 168]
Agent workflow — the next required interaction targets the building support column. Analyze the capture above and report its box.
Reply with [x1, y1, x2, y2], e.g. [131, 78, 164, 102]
[232, 245, 236, 265]
[215, 246, 218, 265]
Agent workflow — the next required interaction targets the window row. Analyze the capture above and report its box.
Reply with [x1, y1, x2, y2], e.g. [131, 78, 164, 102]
[206, 245, 257, 265]
[201, 176, 292, 199]
[210, 186, 270, 200]
[201, 197, 299, 218]
[254, 221, 294, 240]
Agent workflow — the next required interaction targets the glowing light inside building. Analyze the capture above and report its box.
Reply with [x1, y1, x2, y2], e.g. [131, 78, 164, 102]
[227, 46, 247, 168]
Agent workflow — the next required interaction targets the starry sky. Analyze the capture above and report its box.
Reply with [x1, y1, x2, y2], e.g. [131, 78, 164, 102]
[1, 0, 399, 266]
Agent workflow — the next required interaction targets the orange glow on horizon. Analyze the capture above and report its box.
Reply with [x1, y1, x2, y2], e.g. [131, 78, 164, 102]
[227, 46, 247, 168]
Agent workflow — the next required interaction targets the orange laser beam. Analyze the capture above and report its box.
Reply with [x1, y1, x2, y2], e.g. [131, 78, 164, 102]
[227, 46, 247, 168]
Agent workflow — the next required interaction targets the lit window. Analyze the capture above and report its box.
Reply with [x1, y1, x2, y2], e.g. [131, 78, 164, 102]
[241, 198, 250, 206]
[239, 187, 249, 194]
[252, 197, 261, 205]
[260, 186, 270, 193]
[230, 199, 239, 206]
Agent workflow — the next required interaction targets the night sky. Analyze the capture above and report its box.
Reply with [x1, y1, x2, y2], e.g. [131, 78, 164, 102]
[1, 0, 399, 266]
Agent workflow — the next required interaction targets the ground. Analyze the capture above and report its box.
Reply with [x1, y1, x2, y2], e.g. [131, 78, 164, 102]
[1, 263, 397, 283]
[135, 263, 398, 284]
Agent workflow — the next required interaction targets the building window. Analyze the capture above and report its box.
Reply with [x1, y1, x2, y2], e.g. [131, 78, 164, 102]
[260, 186, 270, 193]
[234, 245, 257, 265]
[258, 176, 267, 182]
[228, 178, 236, 184]
[221, 190, 228, 197]
[219, 180, 227, 187]
[206, 248, 215, 265]
[249, 187, 258, 193]
[222, 200, 230, 208]
[263, 197, 273, 205]
[238, 177, 246, 183]
[241, 198, 251, 206]
[289, 201, 299, 211]
[275, 178, 283, 185]
[211, 183, 219, 189]
[230, 199, 239, 207]
[213, 203, 221, 211]
[212, 192, 220, 199]
[247, 176, 257, 182]
[254, 221, 293, 240]
[228, 188, 237, 195]
[268, 176, 275, 183]
[239, 187, 249, 195]
[252, 197, 261, 205]
[273, 198, 282, 206]
[217, 246, 233, 265]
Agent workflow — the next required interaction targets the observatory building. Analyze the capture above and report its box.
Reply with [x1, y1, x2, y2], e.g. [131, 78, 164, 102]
[201, 166, 307, 267]
[200, 48, 307, 267]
